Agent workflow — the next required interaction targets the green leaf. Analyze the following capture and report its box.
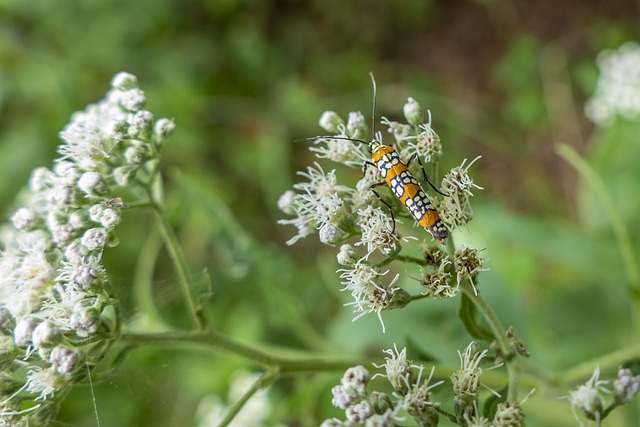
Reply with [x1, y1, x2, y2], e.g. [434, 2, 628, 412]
[458, 292, 495, 342]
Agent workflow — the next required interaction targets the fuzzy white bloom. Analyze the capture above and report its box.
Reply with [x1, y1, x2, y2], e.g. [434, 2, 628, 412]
[32, 320, 61, 349]
[374, 345, 414, 393]
[338, 261, 400, 332]
[586, 41, 640, 125]
[566, 366, 609, 424]
[451, 342, 488, 400]
[439, 156, 483, 228]
[355, 206, 400, 256]
[0, 72, 173, 423]
[278, 163, 351, 245]
[77, 171, 108, 196]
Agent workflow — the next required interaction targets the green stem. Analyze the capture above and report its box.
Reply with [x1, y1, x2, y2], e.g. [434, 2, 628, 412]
[132, 225, 167, 327]
[460, 282, 518, 401]
[556, 143, 640, 297]
[551, 343, 640, 386]
[217, 370, 278, 427]
[118, 330, 362, 373]
[152, 204, 204, 330]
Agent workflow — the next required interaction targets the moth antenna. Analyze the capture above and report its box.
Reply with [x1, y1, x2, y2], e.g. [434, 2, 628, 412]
[369, 72, 377, 139]
[295, 135, 369, 146]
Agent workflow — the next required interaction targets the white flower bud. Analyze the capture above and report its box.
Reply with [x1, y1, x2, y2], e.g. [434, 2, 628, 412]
[32, 321, 62, 349]
[50, 346, 80, 375]
[119, 88, 146, 111]
[124, 145, 147, 164]
[81, 228, 108, 251]
[336, 244, 360, 267]
[29, 167, 53, 192]
[52, 224, 74, 246]
[12, 208, 36, 231]
[319, 111, 344, 133]
[277, 190, 297, 215]
[403, 97, 424, 126]
[77, 172, 108, 197]
[88, 204, 104, 222]
[319, 223, 343, 246]
[341, 366, 369, 395]
[111, 72, 138, 91]
[14, 317, 37, 347]
[100, 208, 121, 229]
[70, 306, 100, 337]
[54, 161, 80, 185]
[153, 118, 175, 144]
[113, 166, 137, 186]
[346, 112, 367, 138]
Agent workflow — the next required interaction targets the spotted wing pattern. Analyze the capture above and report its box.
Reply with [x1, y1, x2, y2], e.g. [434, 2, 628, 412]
[371, 143, 449, 242]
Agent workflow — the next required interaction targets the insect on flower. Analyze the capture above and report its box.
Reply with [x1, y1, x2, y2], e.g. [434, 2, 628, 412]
[310, 73, 449, 243]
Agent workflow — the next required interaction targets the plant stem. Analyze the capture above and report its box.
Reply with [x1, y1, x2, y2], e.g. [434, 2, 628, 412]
[118, 330, 362, 373]
[551, 343, 640, 386]
[217, 369, 278, 427]
[556, 144, 640, 297]
[151, 204, 204, 330]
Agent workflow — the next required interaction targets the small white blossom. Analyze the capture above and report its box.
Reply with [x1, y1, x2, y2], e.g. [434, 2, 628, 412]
[77, 171, 108, 196]
[154, 118, 176, 143]
[567, 366, 609, 424]
[451, 342, 488, 401]
[50, 346, 80, 375]
[614, 368, 640, 403]
[111, 72, 138, 91]
[439, 156, 483, 228]
[355, 206, 400, 256]
[374, 345, 415, 395]
[119, 88, 146, 111]
[69, 305, 100, 337]
[11, 208, 37, 231]
[25, 367, 66, 400]
[336, 244, 361, 267]
[32, 320, 62, 349]
[338, 261, 400, 332]
[319, 223, 345, 245]
[14, 317, 37, 347]
[341, 366, 370, 395]
[277, 190, 297, 215]
[345, 400, 373, 423]
[80, 228, 108, 251]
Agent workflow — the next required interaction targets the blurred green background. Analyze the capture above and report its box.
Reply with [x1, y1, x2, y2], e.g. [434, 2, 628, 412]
[2, 0, 640, 425]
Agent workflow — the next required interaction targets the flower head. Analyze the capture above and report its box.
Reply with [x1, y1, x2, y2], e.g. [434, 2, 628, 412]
[338, 261, 400, 332]
[566, 366, 609, 423]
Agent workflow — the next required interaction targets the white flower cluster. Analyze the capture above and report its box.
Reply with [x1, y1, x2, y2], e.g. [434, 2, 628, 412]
[0, 72, 173, 423]
[585, 41, 640, 125]
[322, 345, 442, 427]
[279, 92, 484, 330]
